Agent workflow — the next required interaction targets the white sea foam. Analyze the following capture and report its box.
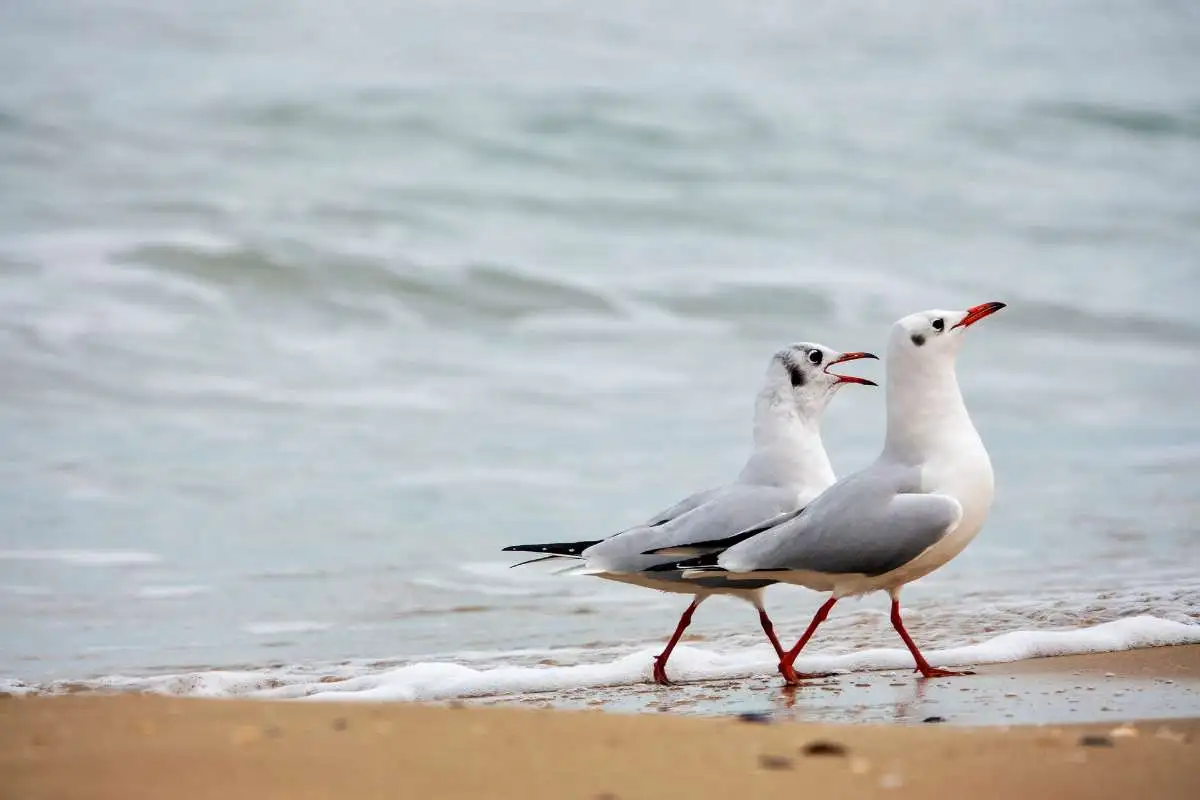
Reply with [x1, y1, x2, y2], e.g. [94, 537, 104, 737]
[134, 585, 211, 600]
[7, 616, 1196, 702]
[241, 621, 333, 636]
[0, 549, 161, 567]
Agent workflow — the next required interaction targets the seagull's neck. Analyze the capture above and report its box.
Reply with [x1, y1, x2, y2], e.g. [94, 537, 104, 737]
[882, 358, 977, 464]
[738, 386, 836, 492]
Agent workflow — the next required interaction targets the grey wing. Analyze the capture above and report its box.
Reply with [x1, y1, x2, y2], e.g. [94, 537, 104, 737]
[582, 484, 800, 573]
[641, 486, 723, 527]
[720, 488, 962, 578]
[558, 486, 723, 557]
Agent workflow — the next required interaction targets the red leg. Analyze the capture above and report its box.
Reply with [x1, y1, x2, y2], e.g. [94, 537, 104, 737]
[889, 598, 974, 678]
[652, 598, 701, 685]
[778, 597, 838, 684]
[757, 607, 785, 659]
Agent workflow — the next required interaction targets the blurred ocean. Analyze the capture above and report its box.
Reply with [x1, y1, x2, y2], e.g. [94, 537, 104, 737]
[1, 0, 1198, 690]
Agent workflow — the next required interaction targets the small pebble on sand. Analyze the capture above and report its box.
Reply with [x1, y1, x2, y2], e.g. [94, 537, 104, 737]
[758, 754, 794, 771]
[802, 740, 848, 757]
[1079, 734, 1114, 748]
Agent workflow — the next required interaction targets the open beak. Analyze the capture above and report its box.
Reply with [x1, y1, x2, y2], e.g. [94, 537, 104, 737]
[952, 301, 1007, 330]
[824, 351, 879, 386]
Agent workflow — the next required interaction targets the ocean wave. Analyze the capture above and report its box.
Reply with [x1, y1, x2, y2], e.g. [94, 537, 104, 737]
[133, 585, 211, 600]
[997, 297, 1200, 348]
[14, 225, 1197, 358]
[10, 231, 634, 328]
[241, 621, 334, 636]
[5, 617, 1194, 702]
[1034, 101, 1200, 141]
[0, 549, 161, 567]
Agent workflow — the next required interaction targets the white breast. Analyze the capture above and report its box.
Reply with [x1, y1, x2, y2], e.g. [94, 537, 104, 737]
[876, 440, 995, 592]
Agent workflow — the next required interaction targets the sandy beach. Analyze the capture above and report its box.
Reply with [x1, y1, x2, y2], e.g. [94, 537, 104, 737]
[4, 645, 1199, 800]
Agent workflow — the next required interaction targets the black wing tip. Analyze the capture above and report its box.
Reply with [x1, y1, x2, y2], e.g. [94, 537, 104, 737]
[641, 533, 751, 558]
[501, 540, 601, 557]
[639, 507, 806, 557]
[508, 554, 565, 569]
[641, 537, 731, 557]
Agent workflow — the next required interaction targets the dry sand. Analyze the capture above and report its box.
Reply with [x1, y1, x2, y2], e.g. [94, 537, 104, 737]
[4, 645, 1200, 800]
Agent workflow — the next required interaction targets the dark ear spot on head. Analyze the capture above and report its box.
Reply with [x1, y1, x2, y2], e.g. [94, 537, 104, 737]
[910, 333, 926, 347]
[788, 364, 806, 388]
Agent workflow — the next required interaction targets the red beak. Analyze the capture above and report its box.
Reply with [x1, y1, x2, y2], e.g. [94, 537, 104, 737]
[951, 301, 1007, 330]
[824, 351, 879, 386]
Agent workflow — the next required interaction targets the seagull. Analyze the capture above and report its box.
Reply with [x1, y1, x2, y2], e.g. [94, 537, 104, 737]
[502, 343, 878, 684]
[657, 303, 1006, 683]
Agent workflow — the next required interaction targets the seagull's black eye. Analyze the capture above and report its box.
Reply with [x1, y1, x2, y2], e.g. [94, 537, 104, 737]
[807, 350, 823, 366]
[932, 318, 945, 332]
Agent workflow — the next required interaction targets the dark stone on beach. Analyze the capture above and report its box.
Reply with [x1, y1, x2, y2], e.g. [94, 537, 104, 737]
[331, 717, 348, 732]
[736, 712, 772, 724]
[758, 754, 795, 771]
[802, 740, 848, 757]
[922, 716, 946, 724]
[1079, 734, 1114, 748]
[595, 793, 618, 800]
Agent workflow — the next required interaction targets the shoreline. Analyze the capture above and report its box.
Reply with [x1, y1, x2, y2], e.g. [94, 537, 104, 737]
[467, 642, 1200, 723]
[4, 645, 1200, 799]
[8, 615, 1198, 709]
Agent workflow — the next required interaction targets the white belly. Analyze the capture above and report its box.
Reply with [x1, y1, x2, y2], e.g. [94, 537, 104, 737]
[866, 446, 996, 593]
[591, 570, 763, 604]
[862, 507, 984, 593]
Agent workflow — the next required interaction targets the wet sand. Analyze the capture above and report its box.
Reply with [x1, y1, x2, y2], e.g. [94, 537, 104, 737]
[474, 643, 1200, 724]
[3, 645, 1199, 799]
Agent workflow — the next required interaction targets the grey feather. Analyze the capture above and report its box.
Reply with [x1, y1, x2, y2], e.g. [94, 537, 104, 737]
[718, 464, 962, 577]
[645, 505, 808, 557]
[581, 484, 802, 574]
[640, 487, 723, 527]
